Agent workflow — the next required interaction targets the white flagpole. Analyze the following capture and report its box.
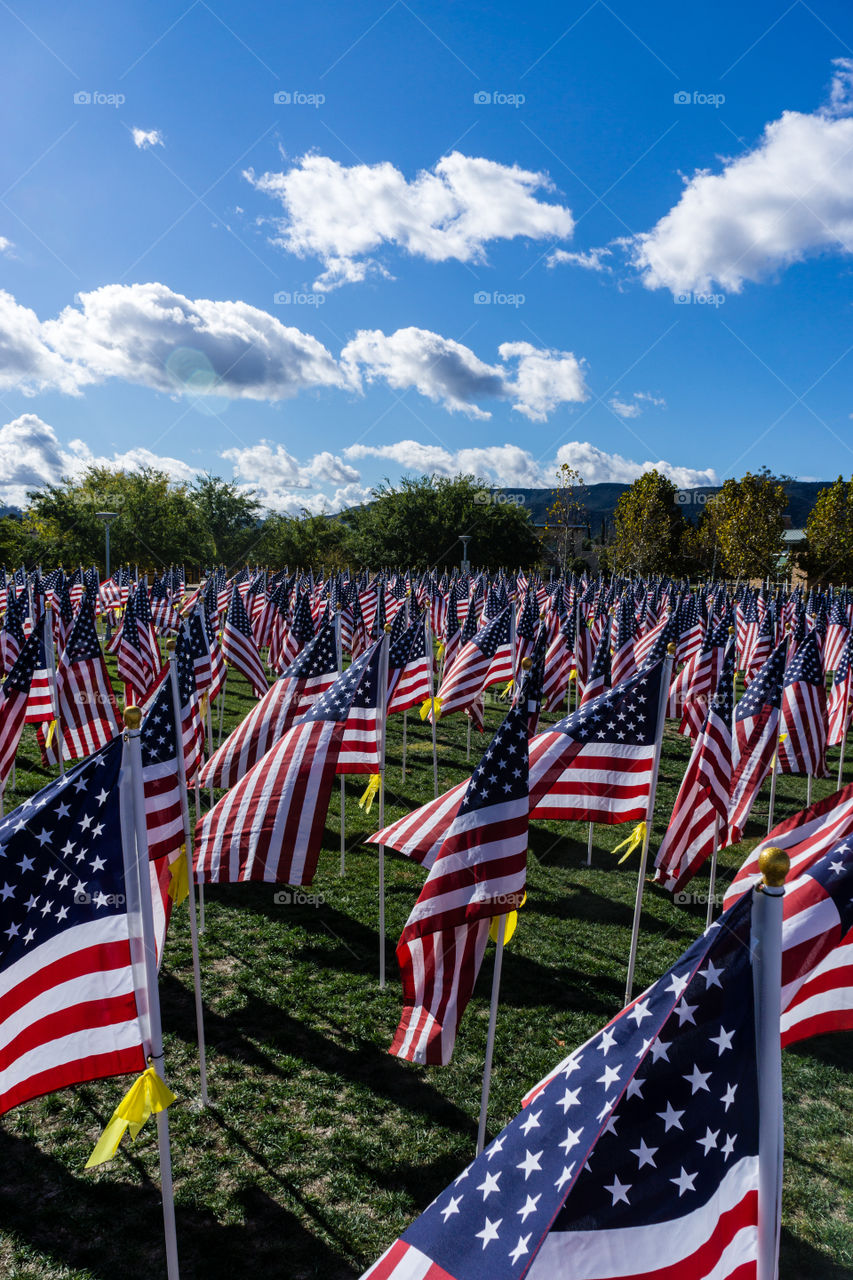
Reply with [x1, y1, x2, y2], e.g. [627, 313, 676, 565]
[122, 707, 181, 1280]
[336, 611, 346, 877]
[378, 631, 390, 988]
[216, 671, 227, 747]
[476, 912, 507, 1156]
[838, 679, 850, 788]
[401, 710, 407, 781]
[44, 603, 64, 776]
[166, 640, 209, 1105]
[705, 815, 720, 930]
[425, 613, 439, 799]
[806, 773, 812, 807]
[624, 645, 675, 1005]
[586, 821, 594, 867]
[753, 846, 789, 1280]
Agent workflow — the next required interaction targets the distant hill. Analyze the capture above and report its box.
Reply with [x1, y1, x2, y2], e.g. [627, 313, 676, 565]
[486, 480, 830, 531]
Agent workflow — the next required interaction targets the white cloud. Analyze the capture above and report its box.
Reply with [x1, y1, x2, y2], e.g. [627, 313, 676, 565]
[346, 438, 716, 490]
[43, 282, 345, 400]
[220, 440, 367, 514]
[634, 62, 853, 295]
[547, 247, 611, 272]
[0, 291, 84, 395]
[341, 328, 587, 420]
[609, 390, 666, 418]
[246, 151, 575, 289]
[0, 236, 15, 257]
[132, 127, 164, 150]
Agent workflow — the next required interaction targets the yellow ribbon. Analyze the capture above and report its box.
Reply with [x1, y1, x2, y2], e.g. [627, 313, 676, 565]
[489, 891, 527, 944]
[85, 1066, 176, 1169]
[611, 821, 647, 865]
[500, 679, 514, 698]
[357, 774, 380, 813]
[436, 641, 445, 659]
[419, 696, 442, 721]
[167, 847, 189, 906]
[568, 670, 577, 682]
[44, 719, 57, 750]
[199, 691, 209, 719]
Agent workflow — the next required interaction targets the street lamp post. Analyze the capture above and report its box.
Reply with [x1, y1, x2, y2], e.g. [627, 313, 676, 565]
[459, 534, 471, 573]
[96, 511, 119, 640]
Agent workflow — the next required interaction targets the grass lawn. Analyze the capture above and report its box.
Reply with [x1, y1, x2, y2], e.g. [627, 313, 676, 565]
[1, 663, 852, 1279]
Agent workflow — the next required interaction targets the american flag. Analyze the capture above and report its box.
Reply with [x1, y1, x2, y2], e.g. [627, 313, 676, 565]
[56, 592, 120, 760]
[278, 589, 315, 672]
[367, 778, 470, 870]
[824, 596, 849, 673]
[199, 621, 339, 791]
[827, 630, 853, 747]
[541, 602, 573, 712]
[387, 617, 432, 715]
[116, 591, 154, 703]
[434, 608, 511, 720]
[514, 593, 539, 672]
[364, 889, 764, 1280]
[194, 640, 384, 885]
[654, 641, 735, 893]
[150, 576, 182, 635]
[668, 616, 730, 738]
[744, 607, 774, 687]
[221, 584, 269, 698]
[390, 702, 529, 1066]
[139, 661, 189, 864]
[580, 625, 611, 707]
[0, 587, 26, 674]
[527, 660, 666, 825]
[0, 739, 146, 1114]
[24, 611, 55, 726]
[777, 630, 827, 778]
[610, 595, 636, 687]
[0, 632, 42, 788]
[727, 640, 787, 845]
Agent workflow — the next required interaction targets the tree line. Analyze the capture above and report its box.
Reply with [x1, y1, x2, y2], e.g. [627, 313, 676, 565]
[0, 463, 850, 581]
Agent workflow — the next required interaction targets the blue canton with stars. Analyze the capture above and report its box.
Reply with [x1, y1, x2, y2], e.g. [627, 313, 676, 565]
[805, 842, 853, 936]
[1, 739, 125, 969]
[471, 608, 511, 659]
[783, 630, 824, 690]
[736, 641, 787, 723]
[299, 639, 383, 724]
[551, 661, 664, 747]
[282, 622, 339, 681]
[460, 703, 528, 817]
[402, 892, 759, 1275]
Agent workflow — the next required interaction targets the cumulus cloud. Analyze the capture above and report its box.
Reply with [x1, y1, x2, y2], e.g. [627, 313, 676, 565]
[246, 152, 575, 289]
[43, 283, 345, 400]
[346, 438, 716, 490]
[634, 60, 853, 295]
[341, 328, 587, 420]
[0, 291, 84, 395]
[132, 127, 164, 150]
[0, 414, 196, 508]
[608, 390, 666, 419]
[221, 439, 370, 514]
[0, 236, 14, 257]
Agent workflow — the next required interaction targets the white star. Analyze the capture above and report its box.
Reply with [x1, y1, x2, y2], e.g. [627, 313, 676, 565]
[554, 1163, 576, 1192]
[721, 1083, 737, 1112]
[665, 972, 690, 999]
[559, 1127, 583, 1155]
[675, 998, 697, 1026]
[55, 905, 69, 923]
[710, 1027, 735, 1055]
[670, 1167, 697, 1197]
[683, 1064, 711, 1094]
[658, 1102, 685, 1132]
[440, 1194, 462, 1222]
[17, 855, 35, 874]
[697, 1127, 719, 1156]
[477, 1171, 501, 1200]
[604, 1174, 631, 1206]
[23, 928, 35, 944]
[829, 859, 845, 876]
[0, 882, 14, 901]
[485, 1135, 505, 1161]
[721, 1133, 737, 1159]
[35, 828, 52, 846]
[90, 855, 106, 872]
[597, 1027, 617, 1055]
[628, 998, 652, 1026]
[520, 1109, 541, 1136]
[556, 1086, 581, 1113]
[649, 1038, 670, 1063]
[699, 958, 724, 988]
[475, 1216, 501, 1249]
[516, 1150, 543, 1181]
[626, 1076, 644, 1100]
[630, 1138, 658, 1169]
[508, 1234, 531, 1265]
[5, 921, 20, 939]
[597, 1063, 621, 1090]
[517, 1193, 541, 1223]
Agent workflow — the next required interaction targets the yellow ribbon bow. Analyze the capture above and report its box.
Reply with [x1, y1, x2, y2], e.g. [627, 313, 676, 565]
[44, 719, 57, 750]
[419, 696, 442, 721]
[357, 774, 380, 813]
[436, 641, 445, 659]
[167, 847, 189, 906]
[85, 1066, 176, 1169]
[500, 679, 514, 698]
[611, 821, 647, 865]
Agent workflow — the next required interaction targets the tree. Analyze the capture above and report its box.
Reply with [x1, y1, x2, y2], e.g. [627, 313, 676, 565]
[342, 474, 542, 570]
[543, 463, 588, 573]
[709, 472, 787, 581]
[256, 511, 348, 570]
[679, 503, 720, 578]
[189, 475, 262, 569]
[802, 475, 853, 584]
[609, 471, 683, 575]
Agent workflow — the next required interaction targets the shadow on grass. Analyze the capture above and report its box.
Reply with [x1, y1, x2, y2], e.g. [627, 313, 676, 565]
[0, 1125, 358, 1280]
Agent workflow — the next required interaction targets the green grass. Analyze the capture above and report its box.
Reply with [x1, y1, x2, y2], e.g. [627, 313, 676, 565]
[1, 666, 852, 1279]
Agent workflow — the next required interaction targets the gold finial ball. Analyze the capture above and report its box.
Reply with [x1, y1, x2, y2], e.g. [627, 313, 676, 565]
[759, 846, 790, 888]
[521, 656, 533, 670]
[384, 623, 392, 633]
[165, 637, 177, 652]
[123, 705, 142, 730]
[667, 641, 676, 655]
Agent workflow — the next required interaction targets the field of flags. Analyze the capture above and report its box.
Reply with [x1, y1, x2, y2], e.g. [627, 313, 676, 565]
[1, 562, 853, 1278]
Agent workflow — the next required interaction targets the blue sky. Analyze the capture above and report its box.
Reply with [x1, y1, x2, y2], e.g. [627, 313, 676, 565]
[1, 0, 852, 512]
